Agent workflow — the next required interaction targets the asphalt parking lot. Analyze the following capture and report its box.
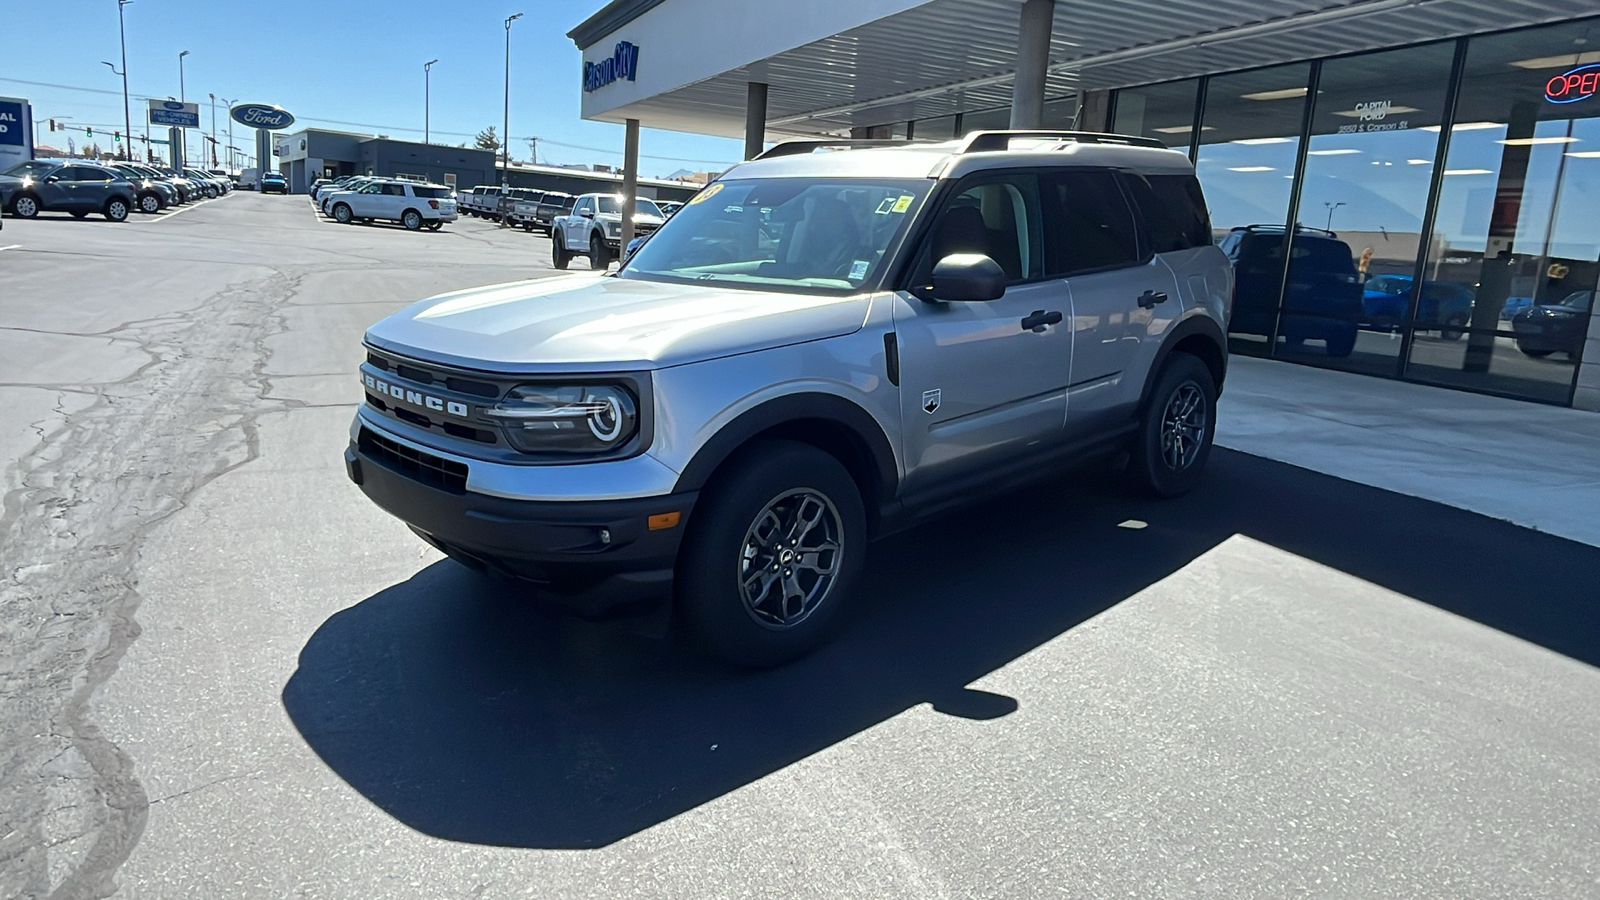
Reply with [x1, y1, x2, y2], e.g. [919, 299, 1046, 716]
[2, 192, 1598, 899]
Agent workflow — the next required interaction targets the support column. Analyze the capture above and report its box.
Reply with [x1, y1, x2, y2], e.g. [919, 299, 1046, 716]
[620, 117, 640, 252]
[1009, 0, 1055, 129]
[745, 82, 769, 160]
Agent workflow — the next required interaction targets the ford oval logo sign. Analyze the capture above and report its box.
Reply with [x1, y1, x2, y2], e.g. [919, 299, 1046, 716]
[230, 103, 296, 130]
[161, 100, 185, 111]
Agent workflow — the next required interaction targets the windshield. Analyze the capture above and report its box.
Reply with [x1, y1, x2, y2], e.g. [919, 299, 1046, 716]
[1366, 275, 1408, 295]
[1558, 291, 1594, 311]
[5, 160, 57, 179]
[595, 197, 663, 217]
[620, 177, 931, 294]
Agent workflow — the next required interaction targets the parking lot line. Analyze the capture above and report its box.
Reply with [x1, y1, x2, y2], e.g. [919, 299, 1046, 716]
[147, 200, 216, 224]
[0, 244, 20, 252]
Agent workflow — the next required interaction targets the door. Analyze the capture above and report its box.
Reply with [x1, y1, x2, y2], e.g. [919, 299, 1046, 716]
[38, 167, 82, 211]
[348, 184, 383, 217]
[567, 196, 594, 246]
[378, 182, 406, 218]
[893, 171, 1072, 498]
[1039, 169, 1178, 436]
[71, 167, 118, 213]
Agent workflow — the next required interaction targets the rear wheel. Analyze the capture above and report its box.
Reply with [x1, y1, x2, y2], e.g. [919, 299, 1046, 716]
[332, 203, 353, 224]
[1518, 344, 1553, 358]
[104, 198, 129, 222]
[1440, 315, 1467, 341]
[676, 440, 866, 667]
[402, 209, 423, 231]
[1125, 353, 1217, 499]
[1324, 329, 1356, 357]
[552, 233, 572, 269]
[589, 233, 610, 270]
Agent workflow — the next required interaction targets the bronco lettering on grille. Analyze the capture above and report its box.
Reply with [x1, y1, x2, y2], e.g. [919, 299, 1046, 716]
[364, 373, 470, 418]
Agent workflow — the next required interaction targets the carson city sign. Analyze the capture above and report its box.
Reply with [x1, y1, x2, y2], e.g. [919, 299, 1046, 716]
[230, 103, 296, 130]
[584, 41, 640, 92]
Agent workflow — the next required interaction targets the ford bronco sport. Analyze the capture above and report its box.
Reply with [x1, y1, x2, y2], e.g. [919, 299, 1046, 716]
[346, 131, 1233, 666]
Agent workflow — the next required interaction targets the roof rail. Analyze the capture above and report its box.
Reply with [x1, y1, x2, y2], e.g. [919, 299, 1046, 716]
[755, 139, 930, 160]
[959, 130, 1170, 153]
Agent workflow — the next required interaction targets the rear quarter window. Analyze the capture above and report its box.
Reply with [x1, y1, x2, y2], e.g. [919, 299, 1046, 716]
[1124, 172, 1212, 253]
[411, 186, 449, 199]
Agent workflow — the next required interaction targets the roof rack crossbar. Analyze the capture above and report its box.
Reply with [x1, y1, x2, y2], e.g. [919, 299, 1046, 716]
[958, 130, 1169, 153]
[754, 139, 930, 160]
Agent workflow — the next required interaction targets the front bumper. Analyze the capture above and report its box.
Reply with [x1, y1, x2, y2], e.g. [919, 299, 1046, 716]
[346, 429, 696, 616]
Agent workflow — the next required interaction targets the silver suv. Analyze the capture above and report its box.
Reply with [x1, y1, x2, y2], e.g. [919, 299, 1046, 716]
[346, 131, 1233, 666]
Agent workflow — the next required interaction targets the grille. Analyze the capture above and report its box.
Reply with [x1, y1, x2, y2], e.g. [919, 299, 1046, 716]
[367, 351, 499, 398]
[358, 427, 468, 494]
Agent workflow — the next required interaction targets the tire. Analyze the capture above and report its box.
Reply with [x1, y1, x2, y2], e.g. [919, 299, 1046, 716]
[138, 193, 162, 214]
[104, 198, 130, 222]
[427, 222, 442, 231]
[552, 233, 572, 269]
[675, 440, 867, 667]
[590, 233, 610, 270]
[332, 203, 353, 224]
[402, 210, 423, 231]
[71, 211, 89, 219]
[11, 194, 39, 218]
[1125, 353, 1217, 499]
[1518, 344, 1553, 359]
[1324, 329, 1356, 358]
[1440, 315, 1467, 341]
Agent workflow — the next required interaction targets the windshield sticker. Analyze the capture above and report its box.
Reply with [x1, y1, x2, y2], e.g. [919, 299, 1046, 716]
[688, 182, 725, 205]
[892, 194, 914, 214]
[874, 197, 897, 215]
[849, 260, 871, 280]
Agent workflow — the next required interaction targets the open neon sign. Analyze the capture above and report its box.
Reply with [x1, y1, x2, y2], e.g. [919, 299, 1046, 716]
[1546, 63, 1600, 104]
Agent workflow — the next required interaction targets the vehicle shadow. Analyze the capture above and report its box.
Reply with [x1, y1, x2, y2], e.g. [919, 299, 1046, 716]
[282, 449, 1600, 849]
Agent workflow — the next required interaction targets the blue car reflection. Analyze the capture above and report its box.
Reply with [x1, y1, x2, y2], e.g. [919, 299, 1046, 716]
[1361, 274, 1475, 339]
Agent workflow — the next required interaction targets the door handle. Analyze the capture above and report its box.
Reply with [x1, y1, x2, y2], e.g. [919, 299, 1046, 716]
[1138, 290, 1169, 309]
[1021, 310, 1063, 332]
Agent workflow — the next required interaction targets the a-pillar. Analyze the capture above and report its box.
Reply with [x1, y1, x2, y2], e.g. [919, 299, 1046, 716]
[620, 118, 640, 252]
[745, 82, 769, 160]
[1009, 0, 1055, 129]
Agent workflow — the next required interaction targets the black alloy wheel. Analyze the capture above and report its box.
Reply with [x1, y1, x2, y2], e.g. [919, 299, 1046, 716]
[1125, 352, 1216, 499]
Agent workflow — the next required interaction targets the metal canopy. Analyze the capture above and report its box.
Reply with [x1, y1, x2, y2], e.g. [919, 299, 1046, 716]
[579, 0, 1591, 138]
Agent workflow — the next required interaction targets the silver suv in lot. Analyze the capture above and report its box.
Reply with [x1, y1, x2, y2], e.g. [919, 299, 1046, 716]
[346, 131, 1233, 666]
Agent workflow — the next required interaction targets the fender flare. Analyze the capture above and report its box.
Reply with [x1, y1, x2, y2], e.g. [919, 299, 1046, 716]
[1138, 314, 1229, 413]
[673, 392, 899, 505]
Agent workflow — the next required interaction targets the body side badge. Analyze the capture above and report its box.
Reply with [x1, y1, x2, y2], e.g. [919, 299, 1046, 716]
[922, 389, 941, 414]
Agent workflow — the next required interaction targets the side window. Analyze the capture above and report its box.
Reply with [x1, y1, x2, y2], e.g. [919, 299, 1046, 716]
[54, 167, 89, 181]
[1124, 172, 1212, 253]
[1041, 169, 1142, 276]
[576, 198, 593, 215]
[383, 184, 405, 196]
[918, 173, 1041, 283]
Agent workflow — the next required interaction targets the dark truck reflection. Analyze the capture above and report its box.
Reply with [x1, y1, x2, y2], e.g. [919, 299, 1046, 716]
[1512, 290, 1593, 359]
[1222, 225, 1362, 357]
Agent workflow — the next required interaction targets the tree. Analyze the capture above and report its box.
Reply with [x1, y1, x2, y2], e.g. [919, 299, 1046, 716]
[84, 142, 103, 160]
[475, 126, 501, 152]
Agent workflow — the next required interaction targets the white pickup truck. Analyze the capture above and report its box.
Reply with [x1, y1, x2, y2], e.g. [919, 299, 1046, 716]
[324, 181, 459, 231]
[550, 193, 667, 269]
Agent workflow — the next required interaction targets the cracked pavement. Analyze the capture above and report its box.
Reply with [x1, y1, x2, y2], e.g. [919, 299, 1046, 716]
[2, 194, 1598, 899]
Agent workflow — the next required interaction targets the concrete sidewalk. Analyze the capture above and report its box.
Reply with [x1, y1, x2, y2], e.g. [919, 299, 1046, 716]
[1217, 356, 1600, 548]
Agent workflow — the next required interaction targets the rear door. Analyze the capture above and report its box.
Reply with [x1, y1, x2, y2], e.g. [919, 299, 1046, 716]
[1039, 168, 1180, 438]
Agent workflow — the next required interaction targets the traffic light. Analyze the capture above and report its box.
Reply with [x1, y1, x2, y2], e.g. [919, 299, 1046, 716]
[48, 119, 55, 131]
[114, 131, 121, 143]
[85, 127, 93, 137]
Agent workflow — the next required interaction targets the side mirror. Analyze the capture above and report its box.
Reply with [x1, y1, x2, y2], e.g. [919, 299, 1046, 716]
[578, 209, 594, 219]
[925, 254, 1006, 302]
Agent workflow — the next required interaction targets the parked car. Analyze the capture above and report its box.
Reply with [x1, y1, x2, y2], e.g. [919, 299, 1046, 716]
[315, 177, 362, 207]
[551, 193, 668, 269]
[1361, 274, 1476, 339]
[495, 187, 542, 223]
[532, 192, 575, 234]
[346, 130, 1232, 665]
[1222, 225, 1362, 357]
[110, 163, 176, 213]
[1501, 296, 1535, 320]
[325, 180, 457, 230]
[0, 159, 138, 221]
[1512, 290, 1593, 359]
[658, 200, 684, 217]
[461, 185, 501, 217]
[180, 168, 222, 199]
[507, 190, 548, 230]
[261, 173, 290, 195]
[321, 178, 385, 214]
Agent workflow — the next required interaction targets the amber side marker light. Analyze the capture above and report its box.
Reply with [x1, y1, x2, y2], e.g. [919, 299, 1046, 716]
[648, 512, 682, 531]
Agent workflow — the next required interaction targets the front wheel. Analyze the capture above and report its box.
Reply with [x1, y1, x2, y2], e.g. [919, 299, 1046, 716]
[402, 210, 423, 231]
[139, 193, 162, 213]
[1440, 315, 1467, 341]
[332, 203, 353, 224]
[1518, 344, 1553, 359]
[552, 233, 572, 269]
[104, 198, 130, 222]
[589, 233, 610, 270]
[11, 194, 39, 218]
[1125, 353, 1217, 499]
[676, 440, 866, 667]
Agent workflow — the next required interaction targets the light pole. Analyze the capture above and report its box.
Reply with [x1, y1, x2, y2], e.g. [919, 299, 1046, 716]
[1324, 201, 1346, 231]
[503, 14, 521, 184]
[209, 93, 217, 167]
[178, 50, 190, 167]
[219, 97, 236, 170]
[100, 62, 128, 160]
[424, 59, 438, 145]
[116, 0, 133, 163]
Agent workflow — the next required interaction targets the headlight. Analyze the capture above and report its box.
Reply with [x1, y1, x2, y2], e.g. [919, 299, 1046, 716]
[606, 221, 621, 237]
[487, 384, 638, 454]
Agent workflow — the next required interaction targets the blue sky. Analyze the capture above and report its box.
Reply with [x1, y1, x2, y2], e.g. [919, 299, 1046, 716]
[3, 0, 744, 176]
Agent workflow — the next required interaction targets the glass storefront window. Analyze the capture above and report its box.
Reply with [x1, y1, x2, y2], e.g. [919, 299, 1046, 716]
[1194, 64, 1312, 358]
[960, 106, 1012, 134]
[1112, 79, 1200, 150]
[1280, 42, 1456, 376]
[1412, 22, 1600, 403]
[914, 114, 959, 140]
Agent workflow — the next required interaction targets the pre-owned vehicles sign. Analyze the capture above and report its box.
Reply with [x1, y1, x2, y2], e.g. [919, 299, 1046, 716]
[148, 100, 199, 128]
[230, 104, 295, 130]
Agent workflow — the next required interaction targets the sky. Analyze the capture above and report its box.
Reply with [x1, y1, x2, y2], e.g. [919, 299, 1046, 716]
[3, 0, 745, 177]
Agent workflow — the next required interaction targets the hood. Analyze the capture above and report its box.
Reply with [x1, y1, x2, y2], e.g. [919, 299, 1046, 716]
[595, 212, 666, 228]
[364, 274, 870, 373]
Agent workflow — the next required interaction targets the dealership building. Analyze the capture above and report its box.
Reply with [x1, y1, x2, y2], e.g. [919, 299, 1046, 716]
[571, 1, 1600, 410]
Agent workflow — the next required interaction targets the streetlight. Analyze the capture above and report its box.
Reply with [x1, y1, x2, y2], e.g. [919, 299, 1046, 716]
[503, 14, 521, 182]
[209, 93, 217, 167]
[219, 96, 236, 170]
[1324, 201, 1346, 231]
[115, 0, 133, 163]
[178, 50, 190, 167]
[424, 60, 438, 145]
